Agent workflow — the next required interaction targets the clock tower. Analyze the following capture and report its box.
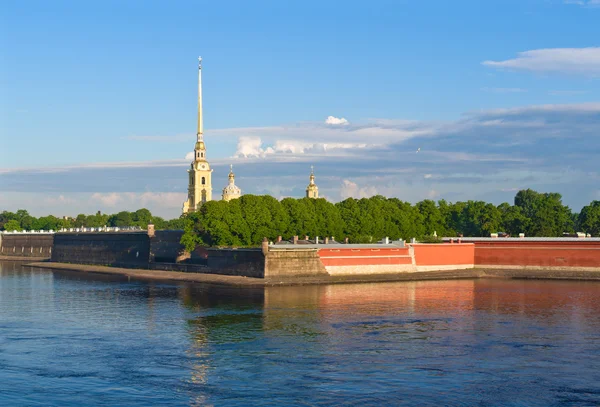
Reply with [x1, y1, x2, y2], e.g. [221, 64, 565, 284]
[183, 57, 213, 213]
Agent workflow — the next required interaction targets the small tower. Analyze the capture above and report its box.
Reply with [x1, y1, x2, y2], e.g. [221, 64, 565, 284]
[306, 165, 319, 199]
[183, 57, 213, 213]
[222, 165, 242, 201]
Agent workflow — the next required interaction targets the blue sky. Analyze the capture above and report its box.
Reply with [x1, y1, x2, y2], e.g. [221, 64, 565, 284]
[1, 0, 599, 218]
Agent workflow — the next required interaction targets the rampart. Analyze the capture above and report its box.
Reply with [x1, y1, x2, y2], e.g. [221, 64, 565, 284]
[470, 239, 600, 271]
[0, 232, 54, 258]
[412, 243, 475, 272]
[207, 248, 265, 278]
[150, 230, 186, 263]
[17, 230, 600, 279]
[52, 232, 150, 267]
[265, 248, 329, 278]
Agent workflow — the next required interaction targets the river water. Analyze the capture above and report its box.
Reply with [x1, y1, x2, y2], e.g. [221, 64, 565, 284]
[1, 261, 599, 406]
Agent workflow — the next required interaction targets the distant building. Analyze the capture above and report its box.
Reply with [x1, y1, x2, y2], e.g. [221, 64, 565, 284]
[222, 165, 242, 201]
[183, 57, 213, 214]
[306, 166, 319, 199]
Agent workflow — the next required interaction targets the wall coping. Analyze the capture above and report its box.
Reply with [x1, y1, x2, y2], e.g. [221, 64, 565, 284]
[270, 243, 407, 250]
[444, 237, 600, 242]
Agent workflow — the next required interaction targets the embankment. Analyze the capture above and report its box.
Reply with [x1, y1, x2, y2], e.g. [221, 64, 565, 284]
[25, 261, 600, 286]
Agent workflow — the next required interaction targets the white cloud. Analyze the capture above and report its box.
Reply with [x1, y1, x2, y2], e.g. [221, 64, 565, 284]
[91, 192, 123, 207]
[325, 116, 349, 125]
[90, 192, 186, 213]
[340, 180, 378, 200]
[44, 195, 75, 205]
[233, 136, 370, 158]
[482, 47, 600, 75]
[427, 189, 440, 199]
[3, 102, 600, 216]
[185, 151, 194, 160]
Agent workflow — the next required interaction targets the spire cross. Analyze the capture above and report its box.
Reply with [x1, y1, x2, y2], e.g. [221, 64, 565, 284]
[230, 164, 233, 172]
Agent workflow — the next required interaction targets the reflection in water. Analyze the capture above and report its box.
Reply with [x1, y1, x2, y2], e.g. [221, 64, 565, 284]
[1, 261, 600, 406]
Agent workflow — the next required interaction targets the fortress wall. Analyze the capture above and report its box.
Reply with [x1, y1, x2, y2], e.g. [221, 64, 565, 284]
[265, 249, 328, 278]
[473, 241, 600, 270]
[52, 232, 150, 267]
[207, 248, 265, 278]
[150, 230, 186, 263]
[412, 243, 475, 272]
[0, 234, 54, 258]
[318, 247, 414, 275]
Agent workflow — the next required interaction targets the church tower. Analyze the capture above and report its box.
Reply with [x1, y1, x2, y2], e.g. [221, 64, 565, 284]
[183, 57, 213, 214]
[222, 165, 242, 201]
[306, 166, 319, 199]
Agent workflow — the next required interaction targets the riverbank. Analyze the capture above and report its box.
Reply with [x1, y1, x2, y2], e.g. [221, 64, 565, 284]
[1, 256, 50, 261]
[25, 262, 600, 286]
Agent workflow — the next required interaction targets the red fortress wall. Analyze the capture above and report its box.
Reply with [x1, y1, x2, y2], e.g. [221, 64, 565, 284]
[316, 244, 475, 275]
[411, 243, 475, 271]
[473, 240, 600, 270]
[318, 246, 413, 275]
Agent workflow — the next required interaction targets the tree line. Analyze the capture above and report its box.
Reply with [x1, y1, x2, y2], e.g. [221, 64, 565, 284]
[2, 189, 600, 250]
[180, 189, 600, 250]
[0, 209, 184, 233]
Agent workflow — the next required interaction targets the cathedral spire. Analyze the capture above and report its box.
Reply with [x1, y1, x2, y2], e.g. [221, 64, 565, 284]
[183, 57, 213, 214]
[197, 56, 203, 141]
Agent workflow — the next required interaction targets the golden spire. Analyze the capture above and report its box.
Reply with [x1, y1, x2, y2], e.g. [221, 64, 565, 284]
[197, 56, 203, 141]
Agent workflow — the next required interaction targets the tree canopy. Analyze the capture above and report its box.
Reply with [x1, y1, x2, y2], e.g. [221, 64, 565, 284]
[0, 209, 182, 232]
[2, 190, 598, 251]
[178, 190, 598, 250]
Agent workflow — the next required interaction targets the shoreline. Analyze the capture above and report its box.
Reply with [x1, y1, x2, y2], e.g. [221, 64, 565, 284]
[1, 256, 50, 261]
[23, 262, 600, 286]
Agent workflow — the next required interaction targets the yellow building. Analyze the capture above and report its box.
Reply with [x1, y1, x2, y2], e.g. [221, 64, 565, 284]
[306, 166, 319, 199]
[183, 57, 213, 213]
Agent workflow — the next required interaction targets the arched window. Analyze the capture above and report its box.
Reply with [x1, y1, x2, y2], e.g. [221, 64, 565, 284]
[201, 152, 204, 158]
[202, 177, 206, 185]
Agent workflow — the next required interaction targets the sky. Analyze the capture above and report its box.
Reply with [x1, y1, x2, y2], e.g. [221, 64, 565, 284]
[1, 0, 599, 218]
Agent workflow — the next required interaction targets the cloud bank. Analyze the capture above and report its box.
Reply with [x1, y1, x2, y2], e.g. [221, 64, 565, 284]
[2, 103, 600, 217]
[483, 47, 600, 75]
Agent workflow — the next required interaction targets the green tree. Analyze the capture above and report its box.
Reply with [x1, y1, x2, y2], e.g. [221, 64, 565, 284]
[3, 219, 22, 232]
[498, 203, 528, 236]
[578, 201, 600, 236]
[133, 208, 153, 227]
[416, 199, 445, 236]
[514, 189, 573, 237]
[108, 211, 133, 227]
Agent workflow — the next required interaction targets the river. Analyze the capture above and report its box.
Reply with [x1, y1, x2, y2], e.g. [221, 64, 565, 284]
[1, 260, 599, 406]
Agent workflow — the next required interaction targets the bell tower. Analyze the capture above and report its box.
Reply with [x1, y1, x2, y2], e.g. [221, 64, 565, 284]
[183, 57, 213, 213]
[306, 165, 319, 199]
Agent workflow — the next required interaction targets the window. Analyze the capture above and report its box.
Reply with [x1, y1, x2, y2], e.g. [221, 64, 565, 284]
[201, 152, 204, 158]
[202, 177, 206, 185]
